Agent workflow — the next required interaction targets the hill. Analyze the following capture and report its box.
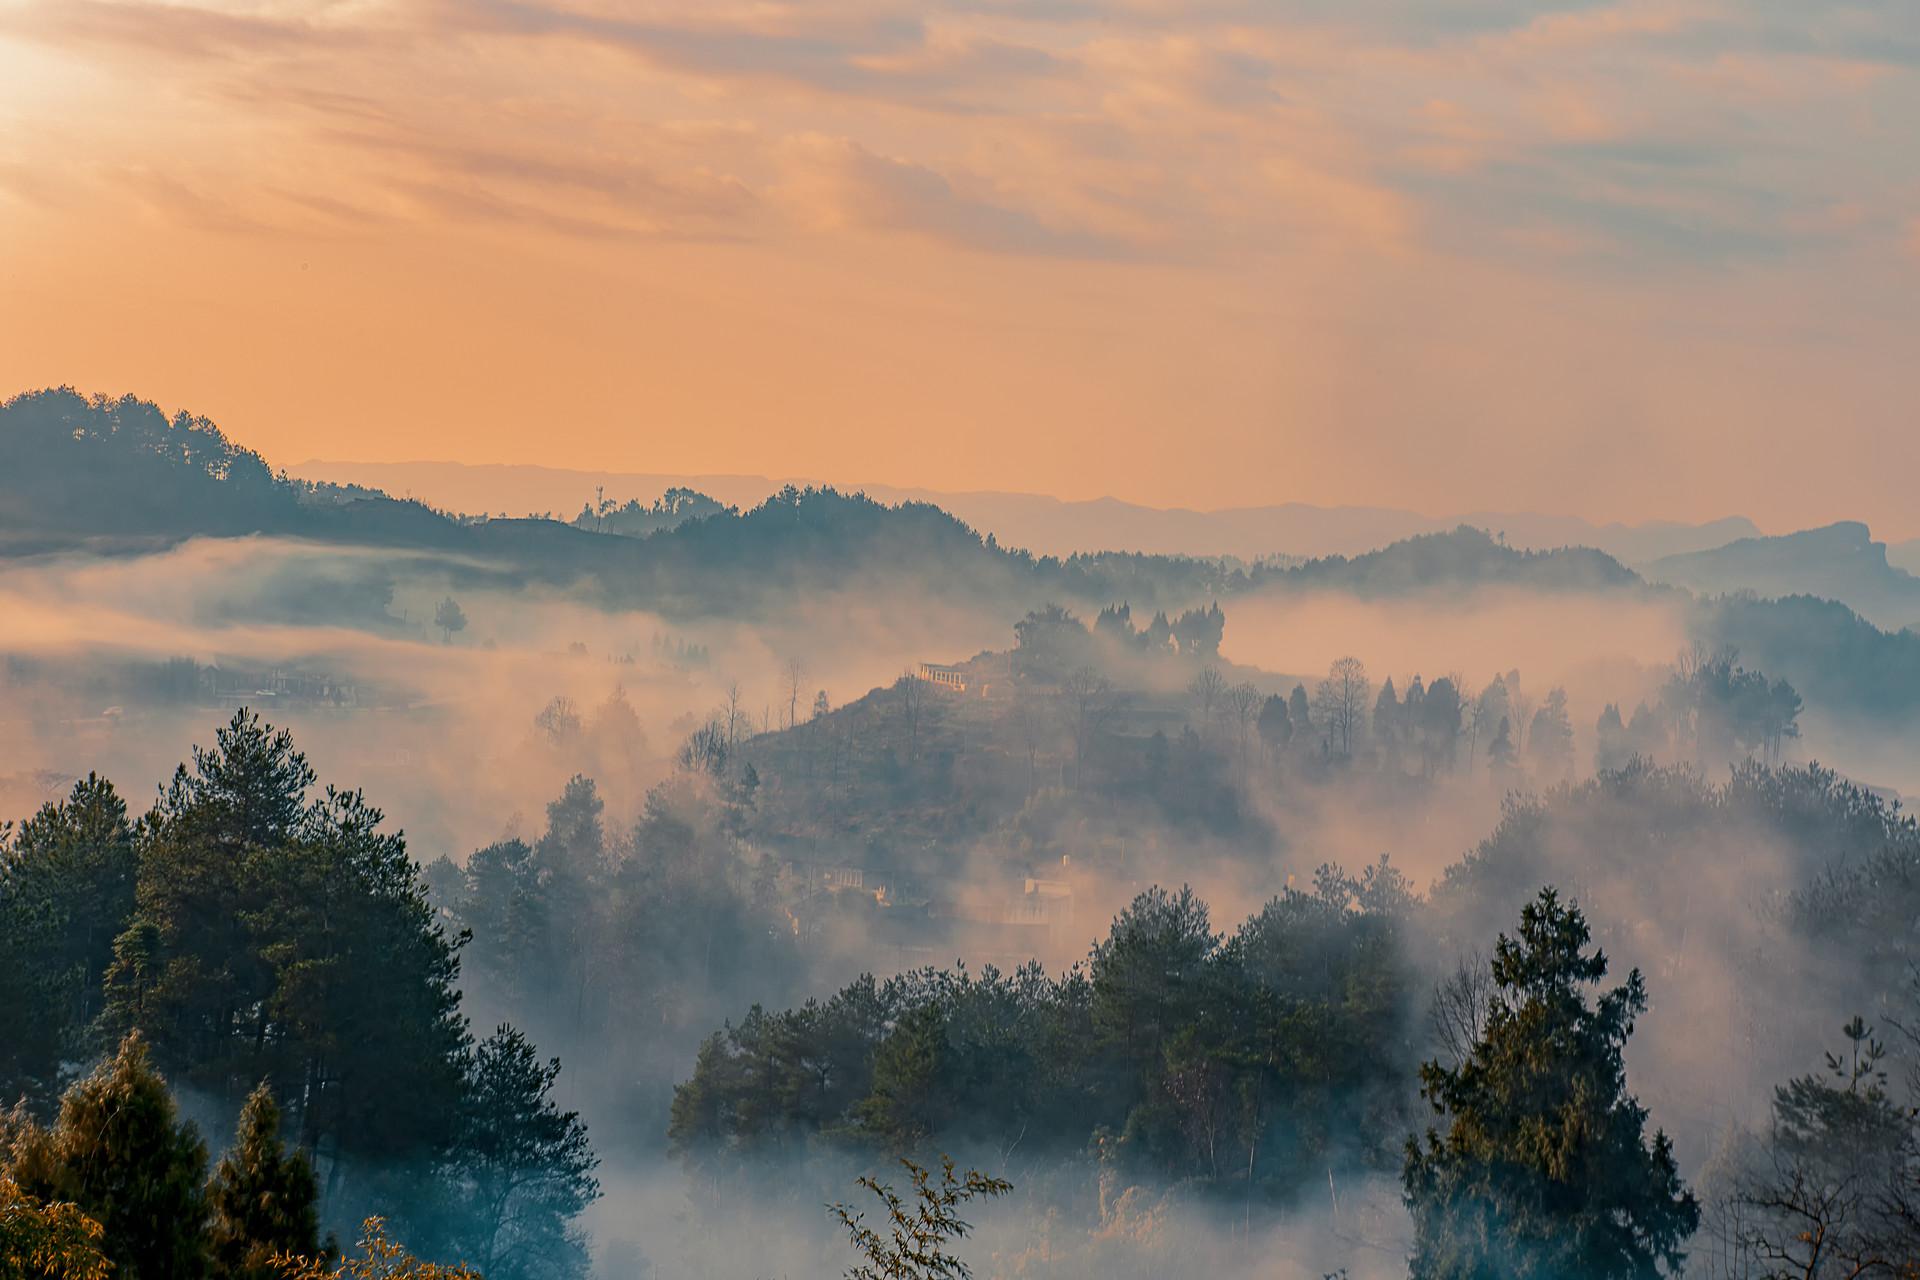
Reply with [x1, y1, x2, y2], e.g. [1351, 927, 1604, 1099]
[1647, 521, 1920, 631]
[290, 457, 1757, 562]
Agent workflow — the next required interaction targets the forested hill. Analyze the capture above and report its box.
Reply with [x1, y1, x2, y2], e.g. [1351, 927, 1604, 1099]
[0, 388, 1645, 614]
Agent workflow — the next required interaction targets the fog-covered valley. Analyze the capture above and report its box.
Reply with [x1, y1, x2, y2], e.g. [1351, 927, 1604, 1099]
[5, 389, 1920, 1280]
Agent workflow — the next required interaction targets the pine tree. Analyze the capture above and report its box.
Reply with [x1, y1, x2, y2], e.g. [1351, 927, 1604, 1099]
[438, 1026, 599, 1280]
[207, 1085, 322, 1280]
[3, 1034, 211, 1280]
[0, 774, 138, 1107]
[1402, 889, 1698, 1280]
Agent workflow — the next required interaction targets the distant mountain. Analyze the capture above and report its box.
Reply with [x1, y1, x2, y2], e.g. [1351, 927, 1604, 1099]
[1891, 539, 1920, 577]
[1646, 522, 1920, 632]
[16, 389, 1920, 739]
[290, 458, 1757, 563]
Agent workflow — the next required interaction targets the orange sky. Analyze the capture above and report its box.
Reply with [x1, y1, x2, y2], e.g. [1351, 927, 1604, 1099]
[1, 0, 1917, 534]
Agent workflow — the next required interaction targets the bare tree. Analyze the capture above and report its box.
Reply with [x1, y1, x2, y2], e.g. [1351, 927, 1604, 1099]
[720, 680, 746, 754]
[783, 658, 806, 731]
[1189, 666, 1227, 733]
[1063, 666, 1118, 789]
[1009, 692, 1050, 796]
[1313, 657, 1370, 757]
[1227, 682, 1262, 754]
[1429, 950, 1493, 1070]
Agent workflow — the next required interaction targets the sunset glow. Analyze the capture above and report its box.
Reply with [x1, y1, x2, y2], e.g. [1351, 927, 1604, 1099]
[1, 0, 1916, 529]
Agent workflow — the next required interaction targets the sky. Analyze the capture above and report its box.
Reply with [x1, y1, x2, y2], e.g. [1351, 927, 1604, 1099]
[0, 0, 1916, 533]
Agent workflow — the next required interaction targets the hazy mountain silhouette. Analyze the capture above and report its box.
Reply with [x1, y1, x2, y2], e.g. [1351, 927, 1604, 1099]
[1647, 522, 1920, 631]
[290, 458, 1757, 563]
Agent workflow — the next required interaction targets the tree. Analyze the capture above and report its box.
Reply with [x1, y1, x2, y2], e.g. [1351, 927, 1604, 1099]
[1188, 667, 1227, 731]
[1469, 677, 1509, 775]
[1171, 604, 1225, 659]
[533, 697, 581, 748]
[0, 1176, 110, 1280]
[1418, 678, 1464, 776]
[1403, 889, 1698, 1280]
[0, 774, 136, 1107]
[1375, 679, 1403, 767]
[1595, 703, 1631, 774]
[1736, 1018, 1914, 1280]
[783, 658, 807, 731]
[1227, 683, 1262, 753]
[1313, 657, 1370, 758]
[1090, 887, 1216, 1071]
[102, 712, 469, 1181]
[3, 1034, 211, 1280]
[829, 1156, 1011, 1280]
[1526, 688, 1575, 783]
[439, 1027, 599, 1280]
[1288, 684, 1312, 745]
[1256, 694, 1293, 757]
[207, 1085, 321, 1280]
[1487, 715, 1516, 774]
[433, 598, 467, 644]
[1062, 667, 1118, 789]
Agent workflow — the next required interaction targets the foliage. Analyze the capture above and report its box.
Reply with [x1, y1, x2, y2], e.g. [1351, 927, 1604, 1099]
[0, 775, 136, 1108]
[434, 1028, 599, 1280]
[829, 1156, 1011, 1280]
[671, 866, 1417, 1190]
[1403, 889, 1698, 1280]
[274, 1220, 480, 1280]
[100, 709, 469, 1170]
[208, 1085, 323, 1280]
[3, 1034, 211, 1280]
[0, 1177, 110, 1280]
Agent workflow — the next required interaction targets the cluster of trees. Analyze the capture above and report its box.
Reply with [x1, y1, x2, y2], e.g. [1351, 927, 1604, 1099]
[1593, 646, 1802, 773]
[0, 712, 598, 1279]
[0, 1033, 519, 1280]
[670, 860, 1420, 1194]
[424, 761, 799, 1145]
[1013, 602, 1226, 680]
[572, 486, 732, 538]
[1192, 655, 1578, 784]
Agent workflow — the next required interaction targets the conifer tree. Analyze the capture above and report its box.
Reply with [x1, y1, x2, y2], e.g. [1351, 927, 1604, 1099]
[208, 1084, 322, 1280]
[3, 1034, 210, 1280]
[1402, 889, 1698, 1280]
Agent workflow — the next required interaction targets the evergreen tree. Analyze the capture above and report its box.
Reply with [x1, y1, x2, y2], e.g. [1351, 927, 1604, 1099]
[1487, 716, 1516, 772]
[3, 1034, 210, 1280]
[438, 1026, 599, 1280]
[1287, 684, 1312, 743]
[1256, 694, 1293, 756]
[1594, 703, 1630, 774]
[207, 1085, 322, 1280]
[0, 775, 138, 1107]
[1402, 889, 1697, 1280]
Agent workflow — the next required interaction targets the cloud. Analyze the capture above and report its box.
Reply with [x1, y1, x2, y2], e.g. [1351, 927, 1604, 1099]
[0, 0, 376, 60]
[781, 135, 1134, 257]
